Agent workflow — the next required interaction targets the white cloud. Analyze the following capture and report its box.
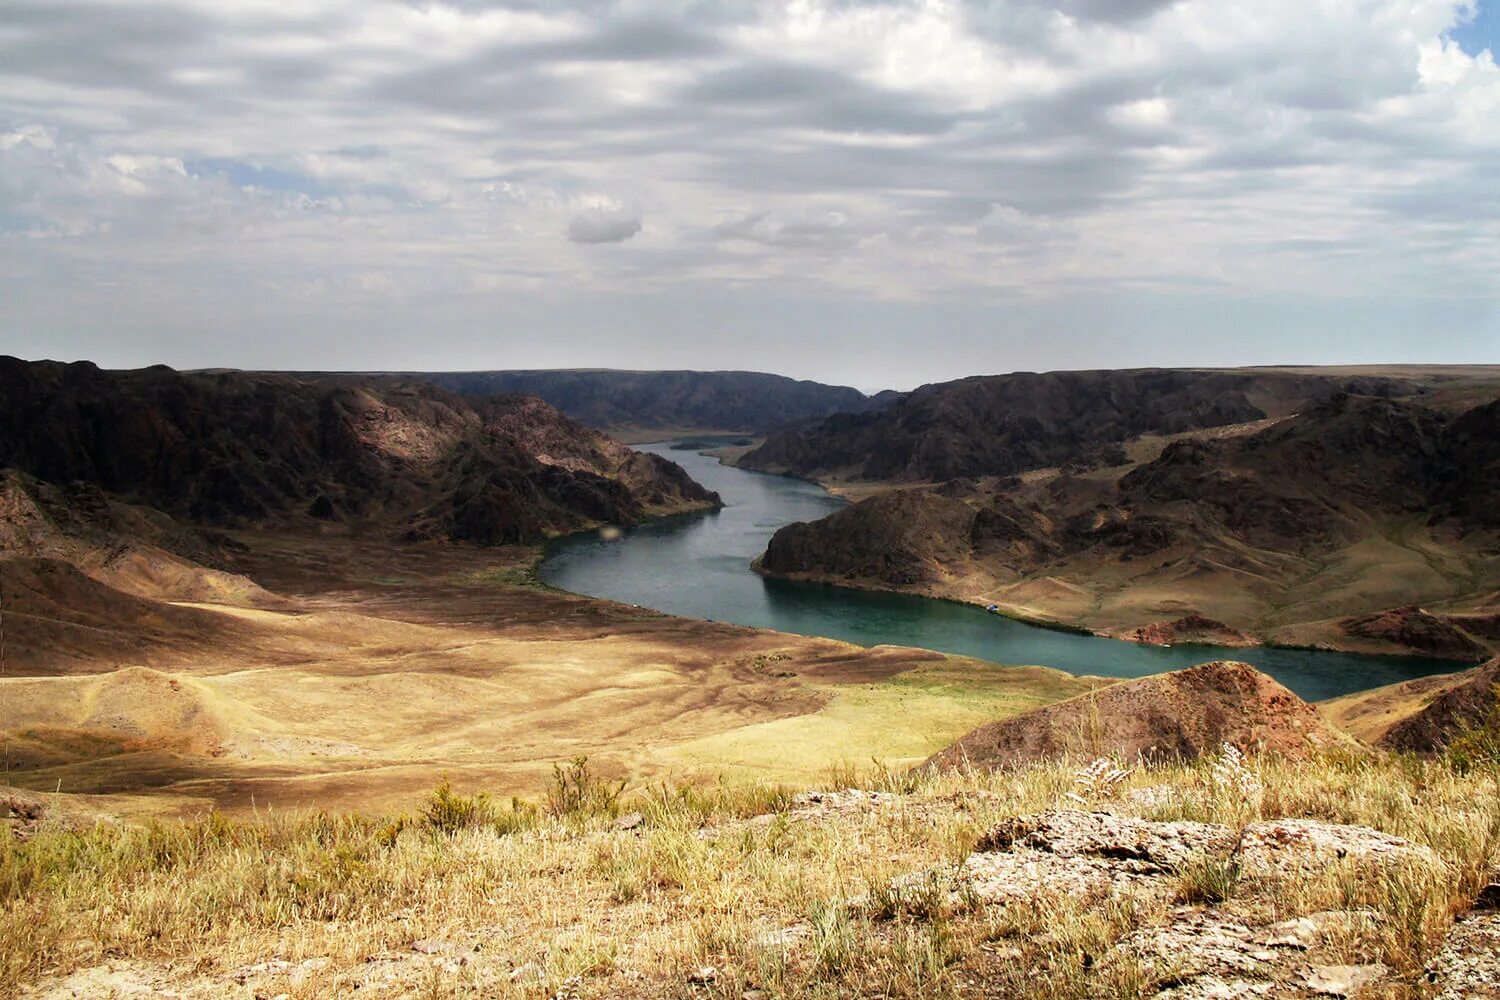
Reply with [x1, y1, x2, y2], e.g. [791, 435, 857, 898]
[0, 0, 1495, 378]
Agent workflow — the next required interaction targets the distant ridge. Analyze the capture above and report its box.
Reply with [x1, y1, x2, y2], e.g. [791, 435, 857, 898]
[394, 369, 887, 435]
[740, 367, 1417, 481]
[0, 357, 719, 545]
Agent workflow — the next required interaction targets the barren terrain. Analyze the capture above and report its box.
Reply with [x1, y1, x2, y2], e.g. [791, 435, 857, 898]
[1, 531, 1098, 819]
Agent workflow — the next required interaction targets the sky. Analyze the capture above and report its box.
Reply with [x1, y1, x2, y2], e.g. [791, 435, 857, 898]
[1, 0, 1497, 391]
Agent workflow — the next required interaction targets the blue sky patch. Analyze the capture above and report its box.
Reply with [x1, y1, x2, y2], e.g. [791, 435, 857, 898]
[1450, 0, 1495, 57]
[188, 158, 335, 197]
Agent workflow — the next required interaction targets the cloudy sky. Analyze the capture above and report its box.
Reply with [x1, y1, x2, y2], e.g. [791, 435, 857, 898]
[1, 0, 1497, 389]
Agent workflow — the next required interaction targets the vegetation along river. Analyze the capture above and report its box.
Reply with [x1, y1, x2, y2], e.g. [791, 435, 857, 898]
[540, 442, 1459, 701]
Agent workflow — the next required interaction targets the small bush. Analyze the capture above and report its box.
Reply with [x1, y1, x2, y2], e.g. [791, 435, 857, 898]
[546, 757, 624, 819]
[421, 779, 494, 834]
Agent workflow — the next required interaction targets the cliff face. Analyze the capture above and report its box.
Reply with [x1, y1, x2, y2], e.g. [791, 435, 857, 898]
[409, 369, 878, 434]
[0, 357, 719, 545]
[741, 368, 1413, 481]
[758, 392, 1500, 652]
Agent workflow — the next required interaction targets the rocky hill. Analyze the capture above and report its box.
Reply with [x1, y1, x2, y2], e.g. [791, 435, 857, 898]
[1321, 658, 1500, 754]
[404, 369, 878, 436]
[759, 391, 1500, 653]
[740, 368, 1414, 481]
[0, 357, 718, 546]
[925, 661, 1341, 770]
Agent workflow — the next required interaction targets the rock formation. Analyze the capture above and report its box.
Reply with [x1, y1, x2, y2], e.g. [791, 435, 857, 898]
[0, 357, 720, 545]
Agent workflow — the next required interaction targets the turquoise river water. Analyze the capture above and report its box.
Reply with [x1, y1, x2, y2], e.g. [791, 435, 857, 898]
[539, 442, 1460, 701]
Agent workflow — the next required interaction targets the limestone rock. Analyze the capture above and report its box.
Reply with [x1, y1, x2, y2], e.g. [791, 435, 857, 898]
[1238, 819, 1442, 880]
[1427, 912, 1500, 999]
[979, 810, 1236, 872]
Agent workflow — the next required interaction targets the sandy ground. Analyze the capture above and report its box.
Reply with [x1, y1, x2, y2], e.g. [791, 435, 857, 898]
[2, 532, 1066, 819]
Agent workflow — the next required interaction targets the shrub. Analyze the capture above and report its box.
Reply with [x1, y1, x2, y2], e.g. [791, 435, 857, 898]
[546, 757, 624, 819]
[421, 778, 494, 834]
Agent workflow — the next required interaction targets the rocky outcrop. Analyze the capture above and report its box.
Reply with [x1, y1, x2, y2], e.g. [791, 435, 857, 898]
[1429, 911, 1500, 998]
[0, 357, 719, 545]
[1323, 659, 1500, 755]
[1339, 606, 1490, 662]
[896, 808, 1443, 999]
[926, 661, 1340, 771]
[1125, 615, 1255, 647]
[1380, 659, 1500, 755]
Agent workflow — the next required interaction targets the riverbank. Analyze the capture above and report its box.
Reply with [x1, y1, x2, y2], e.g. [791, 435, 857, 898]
[540, 443, 1462, 700]
[730, 446, 1498, 664]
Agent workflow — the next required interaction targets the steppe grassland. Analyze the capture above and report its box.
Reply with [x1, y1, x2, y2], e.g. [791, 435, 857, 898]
[4, 749, 1498, 999]
[659, 661, 1100, 780]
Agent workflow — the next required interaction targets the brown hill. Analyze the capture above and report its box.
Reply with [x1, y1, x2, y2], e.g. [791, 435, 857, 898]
[1338, 605, 1491, 661]
[760, 392, 1500, 652]
[0, 357, 718, 545]
[1320, 659, 1500, 754]
[741, 368, 1416, 481]
[0, 557, 262, 676]
[0, 469, 273, 605]
[925, 661, 1340, 770]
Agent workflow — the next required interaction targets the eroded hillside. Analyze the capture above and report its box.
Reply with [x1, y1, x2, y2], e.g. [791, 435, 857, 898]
[756, 379, 1500, 657]
[0, 357, 720, 543]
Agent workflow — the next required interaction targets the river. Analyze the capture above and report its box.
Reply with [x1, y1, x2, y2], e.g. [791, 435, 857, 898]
[539, 442, 1459, 701]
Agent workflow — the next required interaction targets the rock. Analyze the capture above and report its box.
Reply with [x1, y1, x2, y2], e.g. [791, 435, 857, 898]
[1262, 917, 1318, 950]
[1238, 819, 1441, 881]
[410, 938, 448, 954]
[892, 808, 1419, 998]
[1153, 976, 1275, 998]
[613, 811, 644, 831]
[1427, 911, 1500, 999]
[922, 810, 1242, 907]
[748, 788, 896, 828]
[1116, 909, 1387, 999]
[1477, 874, 1500, 910]
[1340, 606, 1489, 662]
[979, 810, 1236, 872]
[1121, 910, 1283, 982]
[754, 924, 810, 949]
[1129, 615, 1255, 648]
[956, 848, 1168, 905]
[1302, 964, 1386, 997]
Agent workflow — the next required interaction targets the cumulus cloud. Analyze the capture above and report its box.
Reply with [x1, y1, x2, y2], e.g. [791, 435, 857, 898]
[0, 0, 1495, 379]
[568, 206, 643, 244]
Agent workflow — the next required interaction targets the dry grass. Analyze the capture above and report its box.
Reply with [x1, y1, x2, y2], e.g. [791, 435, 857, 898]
[3, 751, 1499, 999]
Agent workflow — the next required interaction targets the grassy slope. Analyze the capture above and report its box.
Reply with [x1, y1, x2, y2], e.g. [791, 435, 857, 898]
[660, 661, 1104, 780]
[1, 533, 1099, 819]
[5, 751, 1499, 999]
